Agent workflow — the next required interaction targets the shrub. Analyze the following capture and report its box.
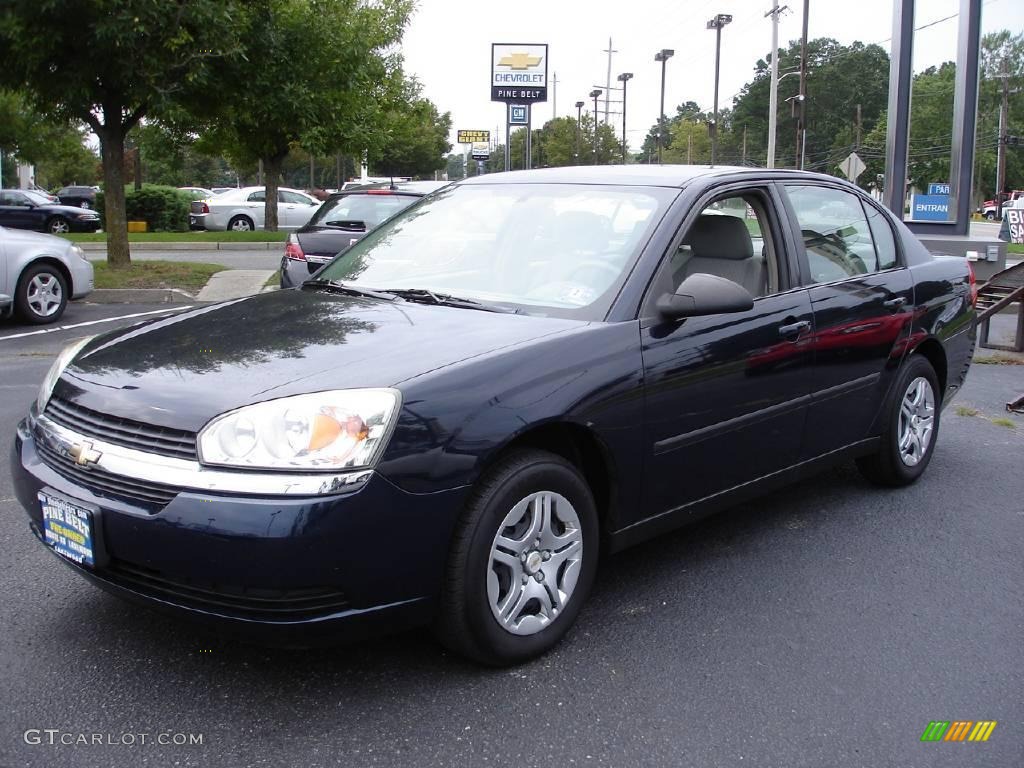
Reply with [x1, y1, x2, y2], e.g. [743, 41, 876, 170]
[93, 185, 192, 232]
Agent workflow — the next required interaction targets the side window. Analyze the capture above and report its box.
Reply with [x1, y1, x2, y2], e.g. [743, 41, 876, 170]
[864, 202, 898, 270]
[784, 185, 883, 283]
[281, 190, 312, 205]
[665, 193, 778, 299]
[247, 191, 266, 203]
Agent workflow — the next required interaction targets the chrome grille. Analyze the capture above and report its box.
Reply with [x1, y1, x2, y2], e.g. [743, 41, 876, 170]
[45, 396, 198, 460]
[36, 440, 179, 510]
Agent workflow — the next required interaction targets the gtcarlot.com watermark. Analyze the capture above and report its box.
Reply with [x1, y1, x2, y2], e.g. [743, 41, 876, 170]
[24, 729, 203, 747]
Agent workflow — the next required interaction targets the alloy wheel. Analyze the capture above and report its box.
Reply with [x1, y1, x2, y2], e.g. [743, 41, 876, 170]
[487, 491, 583, 636]
[27, 273, 63, 318]
[897, 376, 935, 467]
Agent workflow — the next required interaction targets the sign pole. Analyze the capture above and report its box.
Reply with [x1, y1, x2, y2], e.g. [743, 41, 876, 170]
[525, 106, 532, 170]
[505, 105, 512, 173]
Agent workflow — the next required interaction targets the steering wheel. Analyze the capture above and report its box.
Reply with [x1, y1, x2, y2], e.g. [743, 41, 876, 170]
[801, 229, 867, 275]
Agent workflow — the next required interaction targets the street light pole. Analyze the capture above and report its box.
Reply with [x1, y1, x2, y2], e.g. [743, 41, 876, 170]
[589, 89, 602, 163]
[617, 72, 633, 165]
[654, 49, 674, 164]
[575, 101, 585, 165]
[706, 13, 733, 166]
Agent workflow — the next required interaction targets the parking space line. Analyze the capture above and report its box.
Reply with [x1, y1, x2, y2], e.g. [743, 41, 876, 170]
[0, 307, 188, 342]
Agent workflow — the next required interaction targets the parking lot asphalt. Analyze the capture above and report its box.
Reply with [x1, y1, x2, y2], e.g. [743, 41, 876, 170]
[0, 308, 1021, 767]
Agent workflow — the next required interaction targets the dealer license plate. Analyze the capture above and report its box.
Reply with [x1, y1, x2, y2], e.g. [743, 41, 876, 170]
[39, 492, 95, 567]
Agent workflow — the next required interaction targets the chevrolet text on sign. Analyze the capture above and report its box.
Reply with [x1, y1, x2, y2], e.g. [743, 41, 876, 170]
[491, 43, 548, 102]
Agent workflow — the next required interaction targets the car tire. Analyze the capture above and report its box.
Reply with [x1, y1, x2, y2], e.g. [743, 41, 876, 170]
[228, 215, 254, 232]
[856, 355, 940, 487]
[15, 263, 69, 324]
[434, 449, 599, 666]
[80, 200, 91, 210]
[46, 216, 70, 234]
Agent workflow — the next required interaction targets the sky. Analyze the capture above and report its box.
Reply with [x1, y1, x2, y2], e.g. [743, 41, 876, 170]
[400, 0, 1024, 153]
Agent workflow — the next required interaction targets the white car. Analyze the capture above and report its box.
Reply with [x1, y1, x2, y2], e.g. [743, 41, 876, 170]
[189, 186, 320, 231]
[0, 225, 94, 324]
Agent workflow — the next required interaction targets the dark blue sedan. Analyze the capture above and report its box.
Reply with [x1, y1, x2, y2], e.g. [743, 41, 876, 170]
[11, 166, 976, 664]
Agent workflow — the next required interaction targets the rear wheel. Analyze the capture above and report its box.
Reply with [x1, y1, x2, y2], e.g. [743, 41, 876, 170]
[435, 449, 598, 665]
[15, 263, 68, 324]
[228, 215, 254, 232]
[856, 355, 940, 486]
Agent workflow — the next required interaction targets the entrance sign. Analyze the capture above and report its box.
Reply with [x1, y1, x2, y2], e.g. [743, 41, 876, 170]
[491, 44, 548, 103]
[910, 194, 950, 222]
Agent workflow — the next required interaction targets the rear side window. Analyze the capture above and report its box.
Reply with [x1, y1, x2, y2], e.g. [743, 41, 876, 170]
[247, 191, 266, 203]
[784, 185, 889, 284]
[863, 202, 898, 271]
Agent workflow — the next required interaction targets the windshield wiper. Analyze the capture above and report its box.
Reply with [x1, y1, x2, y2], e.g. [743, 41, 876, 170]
[381, 288, 518, 313]
[302, 279, 398, 301]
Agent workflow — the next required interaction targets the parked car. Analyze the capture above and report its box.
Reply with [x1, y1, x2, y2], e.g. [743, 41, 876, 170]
[1, 225, 94, 323]
[189, 186, 319, 231]
[12, 166, 976, 664]
[55, 185, 98, 210]
[210, 187, 237, 195]
[27, 185, 60, 203]
[280, 181, 449, 287]
[178, 187, 215, 201]
[0, 189, 101, 234]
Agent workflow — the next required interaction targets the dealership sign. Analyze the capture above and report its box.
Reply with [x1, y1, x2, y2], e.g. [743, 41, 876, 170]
[457, 130, 490, 144]
[1007, 209, 1024, 244]
[491, 43, 548, 102]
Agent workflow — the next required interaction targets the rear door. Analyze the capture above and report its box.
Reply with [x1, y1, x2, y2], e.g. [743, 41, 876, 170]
[778, 183, 915, 459]
[639, 183, 815, 519]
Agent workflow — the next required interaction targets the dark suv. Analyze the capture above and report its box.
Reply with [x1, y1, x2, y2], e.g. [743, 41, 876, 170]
[56, 186, 97, 209]
[279, 181, 448, 288]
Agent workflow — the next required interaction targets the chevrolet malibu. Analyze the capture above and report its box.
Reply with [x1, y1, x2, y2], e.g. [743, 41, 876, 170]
[12, 166, 976, 665]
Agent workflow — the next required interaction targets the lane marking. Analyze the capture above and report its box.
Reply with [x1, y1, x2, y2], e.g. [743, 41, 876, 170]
[0, 307, 188, 342]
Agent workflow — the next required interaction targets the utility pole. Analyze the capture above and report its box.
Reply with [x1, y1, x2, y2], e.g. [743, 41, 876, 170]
[997, 57, 1010, 204]
[706, 14, 733, 166]
[765, 1, 786, 168]
[742, 125, 748, 164]
[310, 155, 315, 189]
[575, 101, 585, 164]
[687, 130, 692, 164]
[618, 72, 633, 164]
[855, 103, 862, 149]
[655, 49, 674, 164]
[603, 38, 617, 124]
[590, 89, 602, 162]
[552, 72, 558, 120]
[795, 0, 809, 168]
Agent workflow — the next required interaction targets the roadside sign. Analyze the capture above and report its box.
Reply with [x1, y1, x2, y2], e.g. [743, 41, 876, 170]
[471, 142, 490, 160]
[928, 182, 950, 196]
[457, 130, 490, 144]
[509, 105, 529, 125]
[910, 194, 950, 222]
[491, 43, 548, 103]
[837, 152, 866, 183]
[1007, 209, 1024, 244]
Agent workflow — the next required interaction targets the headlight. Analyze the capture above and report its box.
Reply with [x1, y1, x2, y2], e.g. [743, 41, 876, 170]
[37, 336, 95, 412]
[70, 244, 88, 261]
[198, 389, 400, 471]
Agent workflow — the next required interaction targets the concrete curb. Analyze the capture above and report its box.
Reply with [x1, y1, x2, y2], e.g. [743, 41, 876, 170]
[79, 241, 279, 252]
[87, 288, 197, 304]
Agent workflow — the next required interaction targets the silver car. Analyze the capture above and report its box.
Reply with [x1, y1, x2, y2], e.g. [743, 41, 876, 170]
[0, 226, 94, 324]
[189, 186, 320, 231]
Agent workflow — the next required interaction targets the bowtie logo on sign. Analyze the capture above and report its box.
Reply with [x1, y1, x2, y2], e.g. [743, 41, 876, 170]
[498, 53, 542, 70]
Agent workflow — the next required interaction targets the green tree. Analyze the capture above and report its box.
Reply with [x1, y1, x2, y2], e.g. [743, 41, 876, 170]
[201, 0, 411, 230]
[0, 90, 98, 187]
[0, 1, 243, 265]
[370, 79, 452, 178]
[446, 153, 466, 180]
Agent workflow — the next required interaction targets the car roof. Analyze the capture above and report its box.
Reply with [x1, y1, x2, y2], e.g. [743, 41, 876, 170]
[335, 180, 449, 196]
[457, 164, 845, 189]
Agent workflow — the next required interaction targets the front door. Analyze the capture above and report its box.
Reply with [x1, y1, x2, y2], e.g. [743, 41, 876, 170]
[640, 187, 815, 519]
[0, 191, 39, 230]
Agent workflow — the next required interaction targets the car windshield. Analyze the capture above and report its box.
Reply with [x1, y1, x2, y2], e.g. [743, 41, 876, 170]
[23, 190, 51, 205]
[316, 183, 677, 319]
[309, 193, 419, 230]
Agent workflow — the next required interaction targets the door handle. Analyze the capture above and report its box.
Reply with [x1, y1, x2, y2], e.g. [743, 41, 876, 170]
[778, 320, 811, 338]
[883, 296, 907, 309]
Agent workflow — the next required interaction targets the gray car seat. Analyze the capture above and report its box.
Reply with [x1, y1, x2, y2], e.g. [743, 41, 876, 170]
[679, 215, 767, 297]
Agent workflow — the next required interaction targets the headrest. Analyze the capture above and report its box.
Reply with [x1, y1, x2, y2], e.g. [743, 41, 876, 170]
[556, 210, 611, 251]
[688, 214, 754, 260]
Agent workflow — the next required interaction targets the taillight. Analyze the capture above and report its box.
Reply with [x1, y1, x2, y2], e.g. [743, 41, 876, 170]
[201, 202, 209, 214]
[967, 260, 977, 307]
[284, 235, 305, 261]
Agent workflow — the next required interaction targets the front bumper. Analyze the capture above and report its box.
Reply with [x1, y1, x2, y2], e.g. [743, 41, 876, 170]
[69, 257, 94, 299]
[69, 219, 101, 233]
[12, 416, 468, 644]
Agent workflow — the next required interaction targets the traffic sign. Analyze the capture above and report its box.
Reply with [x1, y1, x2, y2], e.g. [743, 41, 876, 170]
[927, 183, 950, 195]
[837, 152, 866, 183]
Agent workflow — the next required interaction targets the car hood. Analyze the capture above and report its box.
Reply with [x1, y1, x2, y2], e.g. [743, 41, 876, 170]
[0, 226, 73, 251]
[56, 289, 582, 433]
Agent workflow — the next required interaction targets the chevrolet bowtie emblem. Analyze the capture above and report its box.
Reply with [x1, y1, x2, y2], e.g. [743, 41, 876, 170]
[69, 441, 102, 467]
[499, 53, 542, 70]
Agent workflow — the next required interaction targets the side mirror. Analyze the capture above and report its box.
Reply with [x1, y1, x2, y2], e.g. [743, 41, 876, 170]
[657, 273, 754, 320]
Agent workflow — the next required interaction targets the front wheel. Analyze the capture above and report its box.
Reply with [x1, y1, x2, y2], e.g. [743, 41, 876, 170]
[435, 449, 598, 665]
[46, 216, 70, 234]
[856, 355, 940, 486]
[15, 263, 68, 324]
[985, 211, 996, 221]
[79, 200, 91, 209]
